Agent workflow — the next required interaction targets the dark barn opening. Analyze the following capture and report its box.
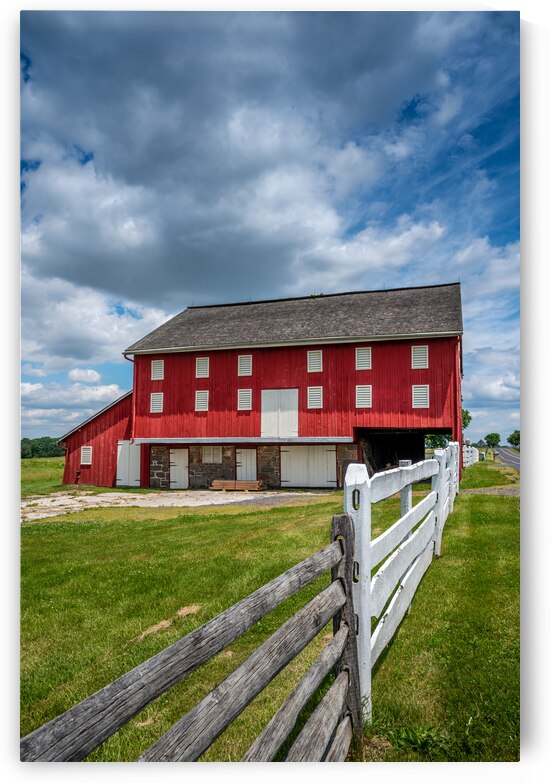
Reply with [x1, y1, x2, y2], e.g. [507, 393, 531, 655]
[355, 429, 449, 475]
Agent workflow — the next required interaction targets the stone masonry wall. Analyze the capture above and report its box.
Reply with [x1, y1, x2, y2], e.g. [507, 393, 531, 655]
[336, 443, 360, 488]
[150, 446, 170, 489]
[189, 445, 236, 489]
[257, 445, 280, 489]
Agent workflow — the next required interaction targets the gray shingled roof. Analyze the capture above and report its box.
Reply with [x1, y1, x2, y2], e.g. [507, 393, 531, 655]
[124, 283, 462, 354]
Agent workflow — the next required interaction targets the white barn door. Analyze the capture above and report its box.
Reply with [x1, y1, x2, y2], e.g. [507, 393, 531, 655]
[261, 389, 299, 437]
[170, 449, 189, 489]
[281, 445, 337, 488]
[116, 441, 141, 487]
[236, 448, 257, 481]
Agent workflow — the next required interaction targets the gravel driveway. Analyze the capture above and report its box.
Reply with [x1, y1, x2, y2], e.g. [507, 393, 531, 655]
[21, 489, 329, 522]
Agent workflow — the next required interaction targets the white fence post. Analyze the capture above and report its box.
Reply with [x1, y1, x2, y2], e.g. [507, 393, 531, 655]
[448, 445, 456, 514]
[399, 459, 413, 518]
[432, 449, 446, 556]
[343, 463, 372, 724]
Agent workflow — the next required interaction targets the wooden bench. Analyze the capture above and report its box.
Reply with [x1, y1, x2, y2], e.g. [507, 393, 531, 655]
[211, 480, 264, 492]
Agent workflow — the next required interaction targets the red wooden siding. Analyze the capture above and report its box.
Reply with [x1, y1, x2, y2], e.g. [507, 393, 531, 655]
[133, 337, 461, 440]
[62, 395, 132, 487]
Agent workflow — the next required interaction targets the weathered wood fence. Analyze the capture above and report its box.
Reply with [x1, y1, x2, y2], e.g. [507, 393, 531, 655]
[20, 514, 362, 763]
[21, 442, 466, 763]
[463, 444, 479, 467]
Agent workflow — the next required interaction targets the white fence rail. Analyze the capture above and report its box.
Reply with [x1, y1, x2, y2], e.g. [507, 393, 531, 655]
[343, 442, 462, 722]
[463, 445, 479, 467]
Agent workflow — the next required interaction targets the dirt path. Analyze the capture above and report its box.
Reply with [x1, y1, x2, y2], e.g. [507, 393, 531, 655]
[21, 489, 329, 522]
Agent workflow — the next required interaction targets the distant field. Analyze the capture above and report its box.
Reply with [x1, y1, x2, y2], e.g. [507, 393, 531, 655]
[21, 457, 67, 498]
[20, 459, 519, 762]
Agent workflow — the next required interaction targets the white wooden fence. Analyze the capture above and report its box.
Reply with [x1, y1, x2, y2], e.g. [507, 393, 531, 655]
[343, 442, 461, 722]
[463, 444, 479, 467]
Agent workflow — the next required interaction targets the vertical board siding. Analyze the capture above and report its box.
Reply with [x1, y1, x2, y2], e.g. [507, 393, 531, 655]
[133, 338, 460, 440]
[62, 395, 133, 487]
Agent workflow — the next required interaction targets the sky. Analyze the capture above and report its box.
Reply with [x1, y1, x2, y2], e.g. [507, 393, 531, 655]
[19, 8, 520, 444]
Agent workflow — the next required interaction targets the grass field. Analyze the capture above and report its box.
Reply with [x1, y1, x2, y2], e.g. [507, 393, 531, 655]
[20, 459, 519, 762]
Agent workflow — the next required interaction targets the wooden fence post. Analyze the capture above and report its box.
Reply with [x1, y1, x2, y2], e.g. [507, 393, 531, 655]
[343, 463, 372, 723]
[399, 459, 413, 518]
[432, 449, 446, 557]
[331, 513, 363, 743]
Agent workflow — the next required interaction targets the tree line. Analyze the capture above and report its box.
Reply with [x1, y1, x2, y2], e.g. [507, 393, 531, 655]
[21, 437, 65, 459]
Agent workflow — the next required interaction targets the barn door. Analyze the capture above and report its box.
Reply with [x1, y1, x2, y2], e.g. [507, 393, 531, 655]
[236, 448, 257, 481]
[116, 441, 141, 487]
[281, 445, 337, 488]
[169, 449, 189, 489]
[261, 389, 299, 437]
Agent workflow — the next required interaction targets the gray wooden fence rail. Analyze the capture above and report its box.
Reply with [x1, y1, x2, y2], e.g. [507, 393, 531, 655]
[20, 514, 362, 763]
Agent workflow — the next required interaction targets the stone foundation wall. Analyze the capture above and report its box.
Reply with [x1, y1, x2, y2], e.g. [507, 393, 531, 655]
[150, 446, 170, 489]
[189, 445, 236, 488]
[257, 445, 280, 488]
[336, 443, 360, 487]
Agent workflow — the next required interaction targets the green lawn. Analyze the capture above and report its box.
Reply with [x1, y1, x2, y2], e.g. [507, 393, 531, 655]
[459, 459, 519, 490]
[20, 462, 519, 762]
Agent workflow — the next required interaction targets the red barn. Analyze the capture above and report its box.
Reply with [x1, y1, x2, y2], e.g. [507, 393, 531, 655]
[58, 283, 463, 489]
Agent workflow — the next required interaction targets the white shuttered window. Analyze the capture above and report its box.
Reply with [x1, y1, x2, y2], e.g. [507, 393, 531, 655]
[355, 346, 372, 370]
[80, 446, 92, 465]
[151, 359, 164, 380]
[237, 389, 252, 410]
[202, 446, 222, 464]
[196, 357, 209, 378]
[307, 350, 323, 373]
[195, 390, 209, 411]
[411, 345, 429, 369]
[150, 392, 163, 413]
[307, 386, 323, 409]
[356, 385, 372, 408]
[238, 355, 252, 376]
[412, 385, 430, 408]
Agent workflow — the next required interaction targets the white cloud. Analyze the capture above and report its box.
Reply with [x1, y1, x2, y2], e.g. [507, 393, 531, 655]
[68, 368, 102, 383]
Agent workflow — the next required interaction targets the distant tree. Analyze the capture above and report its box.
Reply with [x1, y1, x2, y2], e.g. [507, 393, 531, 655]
[425, 434, 449, 449]
[462, 408, 472, 430]
[21, 438, 33, 459]
[507, 430, 520, 448]
[20, 437, 65, 459]
[485, 433, 501, 448]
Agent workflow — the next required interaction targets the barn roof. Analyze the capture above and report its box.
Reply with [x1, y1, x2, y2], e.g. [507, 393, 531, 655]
[57, 391, 132, 443]
[124, 282, 462, 355]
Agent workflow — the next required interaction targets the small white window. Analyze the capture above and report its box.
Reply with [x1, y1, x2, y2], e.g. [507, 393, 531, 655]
[195, 390, 209, 411]
[411, 345, 429, 369]
[356, 385, 372, 408]
[356, 346, 372, 370]
[196, 357, 209, 378]
[412, 385, 430, 408]
[80, 446, 92, 465]
[307, 350, 323, 373]
[202, 445, 222, 464]
[151, 359, 164, 380]
[150, 392, 164, 413]
[307, 386, 323, 409]
[238, 354, 253, 376]
[237, 388, 252, 410]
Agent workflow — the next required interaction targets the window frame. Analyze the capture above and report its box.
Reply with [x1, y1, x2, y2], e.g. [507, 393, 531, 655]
[307, 349, 323, 373]
[150, 392, 164, 413]
[307, 386, 323, 409]
[355, 384, 373, 409]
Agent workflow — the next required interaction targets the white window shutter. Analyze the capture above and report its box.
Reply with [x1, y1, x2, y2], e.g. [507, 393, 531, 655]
[307, 386, 323, 409]
[202, 445, 222, 464]
[150, 392, 163, 413]
[237, 389, 252, 410]
[151, 359, 164, 380]
[195, 390, 209, 411]
[307, 350, 323, 373]
[411, 345, 429, 369]
[356, 385, 372, 408]
[412, 385, 430, 408]
[196, 357, 209, 378]
[355, 346, 372, 370]
[238, 355, 252, 376]
[80, 446, 92, 465]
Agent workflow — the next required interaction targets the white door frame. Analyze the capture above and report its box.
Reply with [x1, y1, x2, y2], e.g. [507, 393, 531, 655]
[169, 448, 189, 489]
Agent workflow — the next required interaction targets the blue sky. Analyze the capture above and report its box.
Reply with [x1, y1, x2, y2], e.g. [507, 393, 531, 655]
[20, 9, 520, 444]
